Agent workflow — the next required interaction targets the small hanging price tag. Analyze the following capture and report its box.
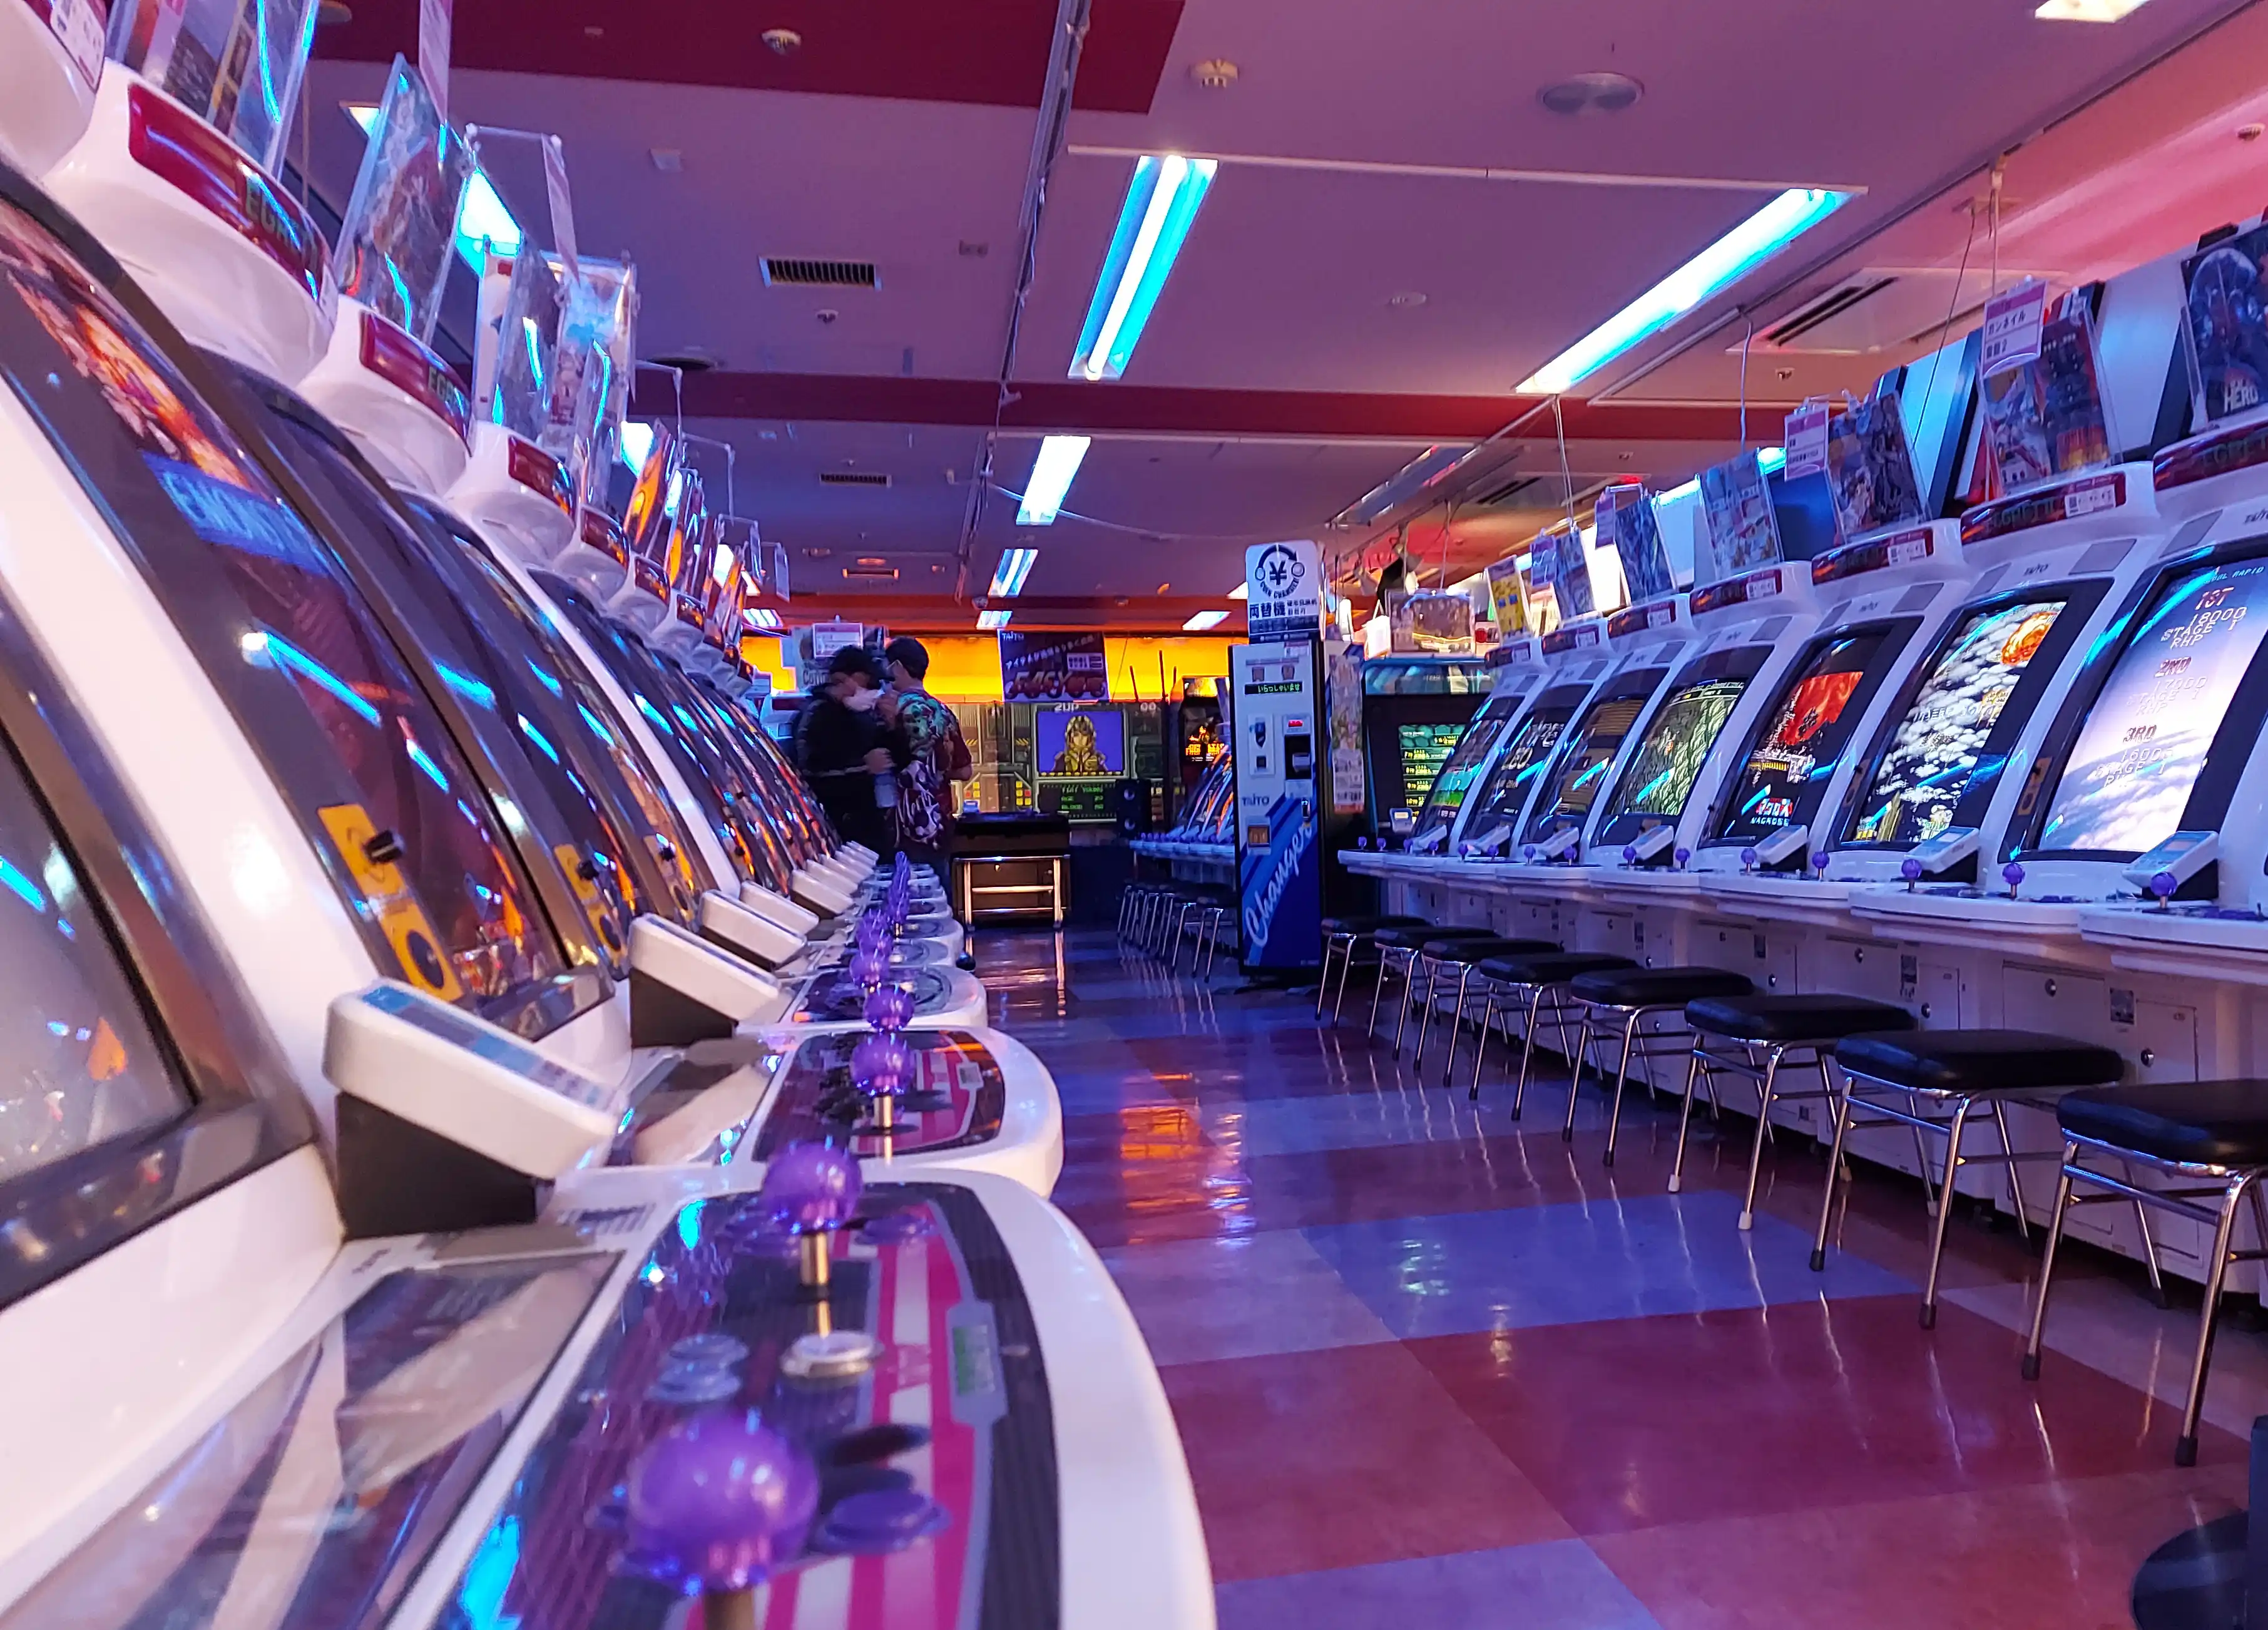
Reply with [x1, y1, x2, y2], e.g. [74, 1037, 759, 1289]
[1781, 401, 1830, 481]
[543, 135, 581, 290]
[1979, 280, 2047, 376]
[417, 0, 452, 121]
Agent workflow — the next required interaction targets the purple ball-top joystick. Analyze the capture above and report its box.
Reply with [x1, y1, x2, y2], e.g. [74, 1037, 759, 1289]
[1523, 844, 1539, 863]
[848, 946, 890, 992]
[854, 913, 892, 953]
[760, 1142, 862, 1289]
[2002, 861, 2025, 896]
[1740, 847, 1759, 873]
[1622, 844, 1638, 866]
[623, 1408, 820, 1611]
[1901, 857, 1924, 890]
[1673, 847, 1691, 870]
[1811, 850, 1830, 878]
[864, 984, 916, 1034]
[850, 1030, 914, 1134]
[2151, 870, 2179, 906]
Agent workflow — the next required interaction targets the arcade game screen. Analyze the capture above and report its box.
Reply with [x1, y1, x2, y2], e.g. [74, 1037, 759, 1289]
[1036, 705, 1125, 777]
[1393, 721, 1469, 812]
[1599, 678, 1749, 831]
[1846, 598, 2066, 846]
[1414, 696, 1519, 826]
[1521, 691, 1652, 841]
[1714, 628, 1901, 846]
[2038, 556, 2268, 853]
[1466, 702, 1577, 831]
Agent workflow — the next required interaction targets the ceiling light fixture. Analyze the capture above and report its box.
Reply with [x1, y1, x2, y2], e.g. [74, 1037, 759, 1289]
[1518, 190, 1850, 396]
[2034, 0, 2153, 18]
[1016, 436, 1090, 525]
[1183, 609, 1230, 631]
[1070, 154, 1217, 381]
[745, 607, 783, 630]
[978, 608, 1013, 630]
[988, 546, 1040, 598]
[347, 103, 522, 270]
[1228, 582, 1249, 600]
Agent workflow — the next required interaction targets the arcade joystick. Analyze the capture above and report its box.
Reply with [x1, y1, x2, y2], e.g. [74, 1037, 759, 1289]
[1901, 858, 1924, 893]
[1740, 848, 1759, 874]
[2151, 871, 2179, 910]
[850, 1029, 912, 1137]
[2002, 861, 2025, 898]
[1673, 847, 1691, 871]
[1621, 844, 1638, 868]
[1522, 844, 1539, 863]
[1811, 850, 1830, 879]
[847, 946, 889, 993]
[623, 1408, 820, 1629]
[759, 1142, 862, 1291]
[864, 985, 916, 1034]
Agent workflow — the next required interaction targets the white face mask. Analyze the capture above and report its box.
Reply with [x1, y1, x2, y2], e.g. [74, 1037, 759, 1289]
[845, 686, 882, 713]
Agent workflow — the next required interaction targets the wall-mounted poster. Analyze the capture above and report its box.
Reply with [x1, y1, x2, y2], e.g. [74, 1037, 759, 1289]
[998, 629, 1110, 702]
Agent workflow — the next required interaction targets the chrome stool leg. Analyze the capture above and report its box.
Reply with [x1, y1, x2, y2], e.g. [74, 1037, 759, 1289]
[1440, 964, 1479, 1086]
[1468, 982, 1501, 1100]
[1666, 1042, 1708, 1194]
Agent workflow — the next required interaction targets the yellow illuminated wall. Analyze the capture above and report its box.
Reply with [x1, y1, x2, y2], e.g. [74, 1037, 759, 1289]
[743, 632, 1235, 703]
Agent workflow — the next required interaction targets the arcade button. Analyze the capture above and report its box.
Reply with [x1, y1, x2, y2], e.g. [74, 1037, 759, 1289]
[781, 1329, 880, 1381]
[818, 1487, 950, 1556]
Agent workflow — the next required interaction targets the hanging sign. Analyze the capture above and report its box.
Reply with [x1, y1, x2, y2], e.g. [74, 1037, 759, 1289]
[998, 630, 1110, 702]
[417, 0, 452, 120]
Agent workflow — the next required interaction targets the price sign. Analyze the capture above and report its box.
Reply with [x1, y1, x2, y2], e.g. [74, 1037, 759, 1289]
[1980, 280, 2047, 376]
[1782, 401, 1830, 480]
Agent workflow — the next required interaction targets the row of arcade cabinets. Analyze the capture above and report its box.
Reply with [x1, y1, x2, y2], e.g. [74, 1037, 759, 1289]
[1344, 211, 2268, 1290]
[0, 13, 1209, 1630]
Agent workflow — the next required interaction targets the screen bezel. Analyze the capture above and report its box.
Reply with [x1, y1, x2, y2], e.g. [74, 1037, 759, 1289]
[1592, 645, 1771, 848]
[2013, 533, 2268, 861]
[1411, 689, 1523, 828]
[1702, 618, 1923, 849]
[1833, 581, 2108, 853]
[1465, 683, 1588, 829]
[1518, 667, 1670, 844]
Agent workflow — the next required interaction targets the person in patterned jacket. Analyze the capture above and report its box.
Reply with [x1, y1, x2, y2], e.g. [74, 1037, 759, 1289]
[883, 636, 973, 869]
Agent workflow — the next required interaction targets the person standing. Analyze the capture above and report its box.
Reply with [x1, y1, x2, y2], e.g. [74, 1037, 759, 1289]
[794, 645, 906, 856]
[883, 637, 973, 871]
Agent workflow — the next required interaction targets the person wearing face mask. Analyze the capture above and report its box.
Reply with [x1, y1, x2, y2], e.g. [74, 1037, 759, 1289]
[793, 645, 908, 856]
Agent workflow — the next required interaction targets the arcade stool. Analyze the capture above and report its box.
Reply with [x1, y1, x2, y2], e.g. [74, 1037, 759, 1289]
[1317, 914, 1428, 1020]
[1821, 1028, 2124, 1330]
[1467, 951, 1638, 1118]
[1565, 967, 1755, 1166]
[1672, 993, 1917, 1229]
[1406, 934, 1547, 1062]
[2024, 1079, 2268, 1465]
[1366, 926, 1498, 1043]
[1417, 937, 1561, 1082]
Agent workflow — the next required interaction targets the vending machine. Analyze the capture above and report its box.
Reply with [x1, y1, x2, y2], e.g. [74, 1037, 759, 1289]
[1232, 640, 1323, 975]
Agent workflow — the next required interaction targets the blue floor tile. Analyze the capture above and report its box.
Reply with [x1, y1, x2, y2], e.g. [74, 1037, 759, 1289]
[1215, 1541, 1662, 1630]
[1302, 1190, 1913, 1338]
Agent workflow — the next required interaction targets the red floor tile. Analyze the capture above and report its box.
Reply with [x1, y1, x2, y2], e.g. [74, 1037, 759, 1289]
[1160, 1341, 1575, 1581]
[1591, 1466, 2245, 1630]
[1409, 1296, 2244, 1537]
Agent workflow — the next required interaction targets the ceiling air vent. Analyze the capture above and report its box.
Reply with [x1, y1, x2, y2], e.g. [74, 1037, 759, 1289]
[842, 564, 899, 580]
[763, 259, 878, 289]
[819, 470, 890, 488]
[1473, 474, 1545, 508]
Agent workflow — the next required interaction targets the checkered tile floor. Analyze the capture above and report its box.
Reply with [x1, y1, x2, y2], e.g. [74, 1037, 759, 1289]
[977, 930, 2268, 1629]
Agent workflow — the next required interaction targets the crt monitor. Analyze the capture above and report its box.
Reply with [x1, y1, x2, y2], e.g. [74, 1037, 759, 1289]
[1709, 622, 1921, 850]
[1412, 689, 1524, 836]
[1838, 590, 2101, 851]
[1591, 653, 1762, 848]
[1035, 704, 1125, 777]
[1460, 687, 1583, 841]
[2026, 548, 2268, 856]
[1519, 677, 1662, 844]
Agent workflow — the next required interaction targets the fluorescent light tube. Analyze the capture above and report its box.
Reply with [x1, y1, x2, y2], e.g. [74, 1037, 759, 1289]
[1520, 190, 1849, 395]
[989, 546, 1040, 598]
[1070, 155, 1217, 382]
[1228, 582, 1249, 600]
[2035, 0, 2152, 17]
[1017, 437, 1089, 526]
[978, 608, 1013, 630]
[745, 608, 782, 630]
[1183, 610, 1230, 631]
[619, 420, 655, 472]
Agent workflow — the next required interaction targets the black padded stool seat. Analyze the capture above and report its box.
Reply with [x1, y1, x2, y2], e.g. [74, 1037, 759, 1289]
[1835, 1029, 2123, 1096]
[1570, 966, 1754, 1007]
[1687, 993, 1916, 1044]
[2058, 1081, 2268, 1167]
[1323, 913, 1427, 936]
[1424, 936, 1559, 964]
[1374, 925, 1501, 951]
[1480, 951, 1635, 985]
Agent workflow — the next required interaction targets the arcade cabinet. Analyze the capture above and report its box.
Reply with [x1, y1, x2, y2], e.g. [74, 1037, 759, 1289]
[1359, 653, 1491, 840]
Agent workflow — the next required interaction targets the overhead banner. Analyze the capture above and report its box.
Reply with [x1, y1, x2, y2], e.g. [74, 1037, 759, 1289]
[1245, 538, 1322, 643]
[999, 629, 1110, 702]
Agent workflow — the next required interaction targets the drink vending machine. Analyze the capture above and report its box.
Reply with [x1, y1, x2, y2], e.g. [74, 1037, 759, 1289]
[1232, 638, 1324, 974]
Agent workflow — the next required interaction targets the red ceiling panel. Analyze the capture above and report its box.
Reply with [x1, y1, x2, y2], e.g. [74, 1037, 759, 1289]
[315, 0, 1183, 113]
